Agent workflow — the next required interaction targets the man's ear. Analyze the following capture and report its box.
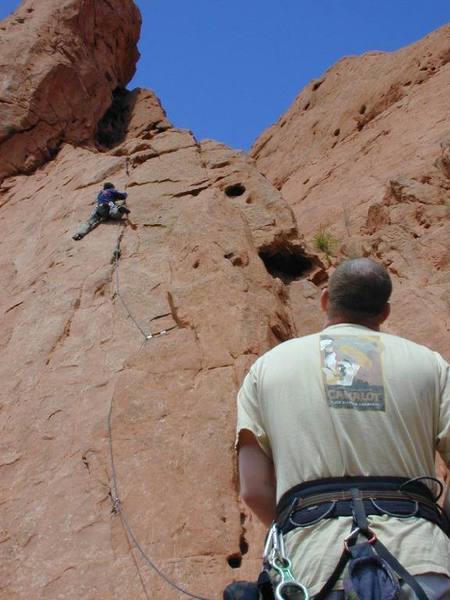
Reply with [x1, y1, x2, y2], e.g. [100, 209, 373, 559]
[379, 302, 390, 324]
[320, 288, 329, 313]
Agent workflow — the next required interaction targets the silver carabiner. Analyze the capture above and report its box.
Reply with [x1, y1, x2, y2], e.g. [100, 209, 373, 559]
[263, 523, 278, 562]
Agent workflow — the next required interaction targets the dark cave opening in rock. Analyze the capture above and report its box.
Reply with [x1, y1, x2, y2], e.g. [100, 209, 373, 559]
[259, 246, 314, 284]
[224, 183, 246, 197]
[95, 87, 137, 148]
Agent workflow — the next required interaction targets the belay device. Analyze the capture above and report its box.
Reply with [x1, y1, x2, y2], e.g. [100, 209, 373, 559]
[222, 523, 309, 600]
[260, 523, 309, 600]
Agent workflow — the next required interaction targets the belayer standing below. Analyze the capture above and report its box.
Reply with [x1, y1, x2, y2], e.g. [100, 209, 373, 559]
[232, 258, 450, 600]
[72, 182, 130, 241]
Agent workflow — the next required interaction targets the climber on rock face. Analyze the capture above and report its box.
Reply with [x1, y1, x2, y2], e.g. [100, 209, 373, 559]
[72, 182, 130, 241]
[232, 258, 450, 600]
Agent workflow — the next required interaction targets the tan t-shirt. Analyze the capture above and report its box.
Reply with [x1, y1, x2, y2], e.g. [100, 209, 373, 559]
[237, 324, 450, 596]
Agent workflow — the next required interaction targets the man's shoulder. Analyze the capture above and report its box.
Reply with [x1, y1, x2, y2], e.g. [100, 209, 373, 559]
[379, 330, 441, 357]
[255, 332, 320, 365]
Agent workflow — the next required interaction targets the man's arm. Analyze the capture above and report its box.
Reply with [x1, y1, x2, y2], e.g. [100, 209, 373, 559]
[238, 428, 276, 526]
[113, 190, 128, 201]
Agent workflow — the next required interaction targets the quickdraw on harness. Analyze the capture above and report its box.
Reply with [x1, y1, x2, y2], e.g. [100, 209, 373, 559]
[268, 475, 450, 600]
[259, 523, 309, 600]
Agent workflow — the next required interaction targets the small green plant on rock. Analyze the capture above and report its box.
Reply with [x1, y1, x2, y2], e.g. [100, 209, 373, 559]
[313, 227, 338, 259]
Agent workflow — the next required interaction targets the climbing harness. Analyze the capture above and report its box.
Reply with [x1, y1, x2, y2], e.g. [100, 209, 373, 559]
[271, 476, 449, 600]
[261, 523, 309, 600]
[107, 160, 213, 600]
[276, 476, 448, 536]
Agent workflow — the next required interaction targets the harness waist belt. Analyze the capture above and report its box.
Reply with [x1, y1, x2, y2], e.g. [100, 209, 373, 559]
[276, 476, 448, 535]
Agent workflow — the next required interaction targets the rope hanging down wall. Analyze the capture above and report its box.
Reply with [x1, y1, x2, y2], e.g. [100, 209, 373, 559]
[107, 160, 213, 600]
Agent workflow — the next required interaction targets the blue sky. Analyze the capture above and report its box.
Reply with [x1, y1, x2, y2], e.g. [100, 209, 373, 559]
[1, 1, 449, 149]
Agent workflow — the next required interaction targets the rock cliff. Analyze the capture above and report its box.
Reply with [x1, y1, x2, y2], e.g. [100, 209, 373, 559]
[0, 2, 449, 599]
[252, 25, 450, 356]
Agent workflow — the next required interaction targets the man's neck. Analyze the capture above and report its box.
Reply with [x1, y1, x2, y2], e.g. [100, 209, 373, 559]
[325, 316, 381, 331]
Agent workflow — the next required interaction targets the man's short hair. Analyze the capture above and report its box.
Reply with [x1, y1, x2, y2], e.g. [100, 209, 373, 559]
[328, 258, 392, 318]
[103, 182, 115, 190]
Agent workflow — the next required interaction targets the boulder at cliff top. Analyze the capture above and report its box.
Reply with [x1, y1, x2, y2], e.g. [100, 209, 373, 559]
[0, 0, 141, 181]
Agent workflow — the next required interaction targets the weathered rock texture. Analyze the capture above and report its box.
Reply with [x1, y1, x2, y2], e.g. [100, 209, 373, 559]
[252, 25, 450, 356]
[0, 2, 449, 599]
[0, 0, 141, 181]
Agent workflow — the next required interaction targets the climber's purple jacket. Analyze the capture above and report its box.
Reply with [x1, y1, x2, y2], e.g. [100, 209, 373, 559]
[97, 189, 128, 205]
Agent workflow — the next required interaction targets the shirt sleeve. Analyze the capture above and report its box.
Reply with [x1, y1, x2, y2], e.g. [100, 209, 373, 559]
[236, 361, 272, 458]
[435, 352, 450, 465]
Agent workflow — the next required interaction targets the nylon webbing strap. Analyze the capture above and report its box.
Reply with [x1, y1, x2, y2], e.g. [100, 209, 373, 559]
[373, 539, 429, 600]
[351, 487, 369, 533]
[313, 550, 350, 600]
[313, 487, 430, 600]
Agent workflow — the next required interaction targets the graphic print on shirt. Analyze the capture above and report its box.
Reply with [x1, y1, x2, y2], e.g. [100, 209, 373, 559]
[320, 335, 385, 411]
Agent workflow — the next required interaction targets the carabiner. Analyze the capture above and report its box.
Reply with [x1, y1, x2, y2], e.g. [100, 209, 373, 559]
[263, 523, 278, 563]
[344, 527, 360, 546]
[343, 526, 377, 552]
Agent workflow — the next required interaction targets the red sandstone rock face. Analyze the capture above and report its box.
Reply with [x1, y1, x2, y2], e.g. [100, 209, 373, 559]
[0, 3, 449, 599]
[252, 25, 450, 356]
[0, 0, 141, 181]
[0, 121, 314, 599]
[0, 6, 315, 590]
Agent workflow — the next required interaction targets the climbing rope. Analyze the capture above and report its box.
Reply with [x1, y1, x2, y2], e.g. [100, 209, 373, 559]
[107, 392, 212, 600]
[112, 158, 177, 342]
[112, 232, 177, 341]
[107, 159, 213, 600]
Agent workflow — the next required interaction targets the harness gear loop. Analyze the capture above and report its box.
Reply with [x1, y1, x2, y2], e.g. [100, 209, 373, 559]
[400, 475, 444, 503]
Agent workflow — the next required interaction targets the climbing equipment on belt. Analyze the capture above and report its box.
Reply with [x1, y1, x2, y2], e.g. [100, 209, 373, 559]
[272, 476, 449, 600]
[259, 523, 308, 600]
[276, 476, 448, 536]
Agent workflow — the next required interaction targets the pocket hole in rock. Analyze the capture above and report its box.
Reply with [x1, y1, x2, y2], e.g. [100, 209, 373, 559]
[225, 183, 246, 197]
[259, 246, 315, 284]
[227, 553, 242, 569]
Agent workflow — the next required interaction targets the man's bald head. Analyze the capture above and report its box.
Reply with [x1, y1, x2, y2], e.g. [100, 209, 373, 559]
[327, 258, 392, 322]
